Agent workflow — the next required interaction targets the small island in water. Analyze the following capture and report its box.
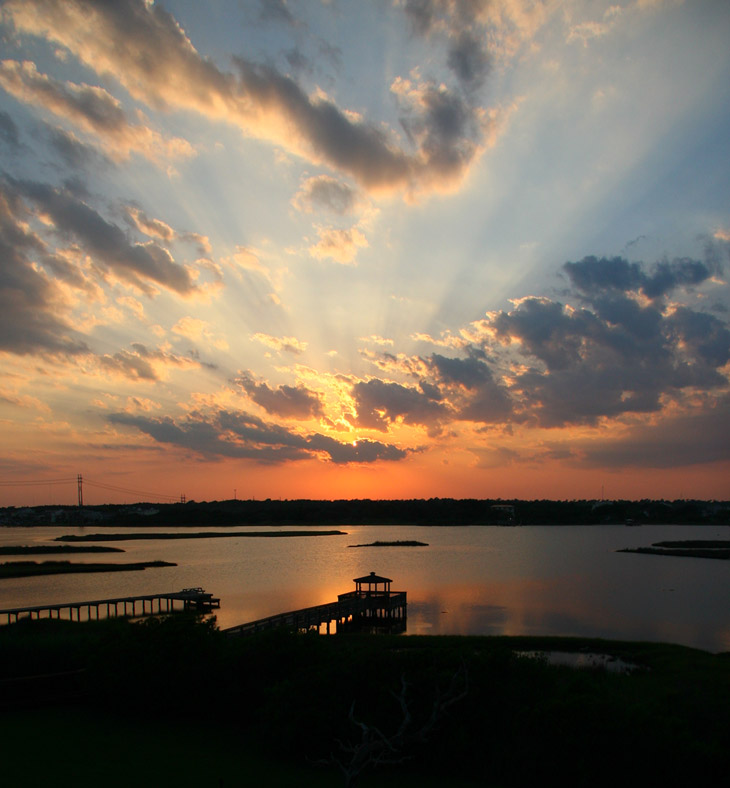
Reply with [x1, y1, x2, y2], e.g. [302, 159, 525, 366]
[348, 540, 429, 548]
[0, 560, 176, 579]
[0, 545, 124, 555]
[618, 540, 730, 560]
[55, 530, 346, 542]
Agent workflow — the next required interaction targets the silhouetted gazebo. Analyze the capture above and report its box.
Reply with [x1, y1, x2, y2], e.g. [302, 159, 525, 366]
[352, 571, 392, 596]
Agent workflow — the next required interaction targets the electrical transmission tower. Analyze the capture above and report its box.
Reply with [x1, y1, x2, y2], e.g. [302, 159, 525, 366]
[77, 474, 83, 507]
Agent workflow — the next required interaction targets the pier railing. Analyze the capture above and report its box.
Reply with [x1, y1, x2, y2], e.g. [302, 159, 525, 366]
[1, 587, 408, 635]
[224, 590, 407, 636]
[0, 589, 220, 625]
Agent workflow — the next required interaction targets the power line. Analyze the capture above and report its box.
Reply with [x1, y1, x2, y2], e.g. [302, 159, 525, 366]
[0, 477, 76, 486]
[0, 475, 181, 503]
[84, 478, 180, 502]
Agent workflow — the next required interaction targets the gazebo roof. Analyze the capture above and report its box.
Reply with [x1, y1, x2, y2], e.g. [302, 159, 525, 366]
[353, 571, 392, 584]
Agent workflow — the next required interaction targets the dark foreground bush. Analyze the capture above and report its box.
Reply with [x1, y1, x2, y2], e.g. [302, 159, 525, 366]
[1, 617, 729, 787]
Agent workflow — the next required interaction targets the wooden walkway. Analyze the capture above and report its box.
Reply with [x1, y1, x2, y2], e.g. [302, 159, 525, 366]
[0, 588, 220, 625]
[224, 590, 407, 636]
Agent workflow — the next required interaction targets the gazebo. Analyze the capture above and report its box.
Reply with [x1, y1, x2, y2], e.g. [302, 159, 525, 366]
[352, 571, 392, 597]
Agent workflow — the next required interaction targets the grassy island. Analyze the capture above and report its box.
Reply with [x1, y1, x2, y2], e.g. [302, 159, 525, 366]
[348, 540, 429, 547]
[55, 530, 346, 542]
[618, 540, 730, 560]
[0, 545, 124, 555]
[0, 560, 176, 579]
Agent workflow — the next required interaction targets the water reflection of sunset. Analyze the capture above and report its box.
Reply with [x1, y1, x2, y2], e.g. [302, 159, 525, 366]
[407, 578, 570, 636]
[2, 524, 728, 651]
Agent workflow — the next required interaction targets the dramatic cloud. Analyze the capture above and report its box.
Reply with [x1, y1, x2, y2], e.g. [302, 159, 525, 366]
[125, 206, 175, 243]
[45, 125, 108, 170]
[668, 307, 730, 369]
[352, 254, 728, 437]
[350, 350, 513, 432]
[402, 0, 545, 72]
[9, 177, 198, 295]
[1, 0, 505, 196]
[0, 59, 193, 164]
[479, 256, 730, 427]
[350, 378, 449, 433]
[98, 343, 199, 382]
[0, 181, 88, 356]
[232, 55, 415, 191]
[237, 372, 324, 420]
[108, 408, 409, 464]
[426, 353, 513, 423]
[391, 75, 491, 188]
[447, 30, 491, 90]
[492, 297, 601, 371]
[306, 433, 409, 464]
[564, 255, 719, 301]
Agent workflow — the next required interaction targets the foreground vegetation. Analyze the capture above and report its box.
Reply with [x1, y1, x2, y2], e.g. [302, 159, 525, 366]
[1, 616, 728, 787]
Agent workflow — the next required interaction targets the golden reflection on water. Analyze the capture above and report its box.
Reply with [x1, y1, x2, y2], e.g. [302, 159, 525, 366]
[406, 578, 568, 636]
[2, 524, 729, 651]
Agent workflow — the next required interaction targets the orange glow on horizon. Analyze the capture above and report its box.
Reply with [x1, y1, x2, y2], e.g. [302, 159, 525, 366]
[3, 448, 727, 508]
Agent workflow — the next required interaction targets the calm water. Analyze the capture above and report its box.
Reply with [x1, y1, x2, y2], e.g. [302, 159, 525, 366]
[1, 524, 729, 652]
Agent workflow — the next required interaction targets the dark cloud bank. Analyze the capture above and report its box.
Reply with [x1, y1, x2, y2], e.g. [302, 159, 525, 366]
[108, 410, 408, 465]
[236, 372, 324, 420]
[356, 251, 729, 469]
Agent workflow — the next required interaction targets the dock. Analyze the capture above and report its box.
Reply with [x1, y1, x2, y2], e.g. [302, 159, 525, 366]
[0, 588, 219, 625]
[1, 573, 407, 635]
[225, 571, 407, 636]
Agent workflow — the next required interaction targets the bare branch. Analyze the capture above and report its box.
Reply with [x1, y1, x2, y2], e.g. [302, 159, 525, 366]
[322, 663, 469, 786]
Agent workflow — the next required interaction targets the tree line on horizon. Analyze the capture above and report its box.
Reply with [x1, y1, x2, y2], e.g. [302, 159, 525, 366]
[3, 497, 728, 527]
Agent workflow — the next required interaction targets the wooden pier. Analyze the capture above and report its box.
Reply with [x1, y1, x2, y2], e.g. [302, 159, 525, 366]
[0, 588, 219, 625]
[225, 571, 407, 636]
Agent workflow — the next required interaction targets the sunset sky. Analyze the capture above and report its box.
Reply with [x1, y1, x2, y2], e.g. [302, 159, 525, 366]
[1, 0, 729, 506]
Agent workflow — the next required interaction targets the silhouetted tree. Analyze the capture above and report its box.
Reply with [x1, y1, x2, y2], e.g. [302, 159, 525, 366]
[323, 664, 469, 786]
